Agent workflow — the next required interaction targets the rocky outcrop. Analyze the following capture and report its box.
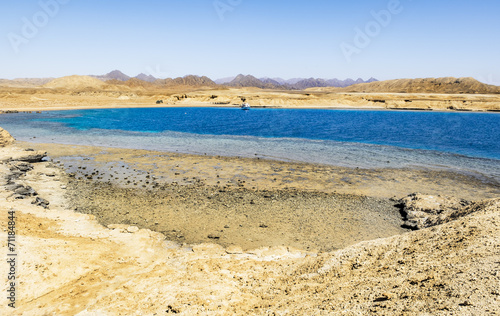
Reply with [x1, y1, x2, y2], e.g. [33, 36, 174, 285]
[1, 148, 48, 202]
[0, 127, 15, 147]
[398, 193, 471, 229]
[10, 150, 47, 163]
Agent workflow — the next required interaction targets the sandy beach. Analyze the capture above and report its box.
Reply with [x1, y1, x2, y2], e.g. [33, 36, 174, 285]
[1, 127, 499, 314]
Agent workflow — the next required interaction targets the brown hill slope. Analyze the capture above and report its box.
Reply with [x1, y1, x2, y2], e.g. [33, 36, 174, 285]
[43, 75, 107, 90]
[339, 77, 500, 94]
[91, 70, 131, 82]
[155, 75, 217, 87]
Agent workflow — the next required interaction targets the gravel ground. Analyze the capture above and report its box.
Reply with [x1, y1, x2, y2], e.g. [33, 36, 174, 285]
[66, 179, 407, 251]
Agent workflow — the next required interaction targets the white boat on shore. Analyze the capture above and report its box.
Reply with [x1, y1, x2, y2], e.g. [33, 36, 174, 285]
[241, 103, 250, 110]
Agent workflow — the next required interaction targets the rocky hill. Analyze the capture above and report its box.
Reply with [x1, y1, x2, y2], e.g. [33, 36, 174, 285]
[226, 76, 379, 90]
[226, 74, 286, 89]
[135, 73, 157, 83]
[91, 70, 131, 82]
[155, 75, 217, 87]
[342, 77, 500, 94]
[290, 77, 378, 90]
[107, 78, 153, 89]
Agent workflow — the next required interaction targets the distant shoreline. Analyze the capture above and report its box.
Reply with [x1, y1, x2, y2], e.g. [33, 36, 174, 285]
[2, 102, 500, 113]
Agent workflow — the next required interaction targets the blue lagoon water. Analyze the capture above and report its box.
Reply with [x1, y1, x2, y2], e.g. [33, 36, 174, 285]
[1, 107, 499, 181]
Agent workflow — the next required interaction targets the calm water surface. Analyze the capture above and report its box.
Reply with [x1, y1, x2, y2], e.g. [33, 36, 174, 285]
[1, 107, 499, 180]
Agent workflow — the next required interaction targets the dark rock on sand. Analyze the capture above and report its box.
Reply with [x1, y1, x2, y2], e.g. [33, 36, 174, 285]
[32, 197, 50, 209]
[10, 161, 34, 172]
[14, 185, 36, 197]
[207, 234, 221, 240]
[5, 183, 23, 191]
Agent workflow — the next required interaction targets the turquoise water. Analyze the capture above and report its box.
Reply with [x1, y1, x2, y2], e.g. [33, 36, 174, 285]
[1, 107, 499, 181]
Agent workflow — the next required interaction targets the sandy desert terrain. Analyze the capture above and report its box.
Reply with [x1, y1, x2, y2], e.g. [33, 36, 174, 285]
[0, 75, 499, 112]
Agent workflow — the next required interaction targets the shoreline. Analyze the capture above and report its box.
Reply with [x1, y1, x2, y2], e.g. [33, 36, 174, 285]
[2, 101, 500, 113]
[20, 142, 500, 201]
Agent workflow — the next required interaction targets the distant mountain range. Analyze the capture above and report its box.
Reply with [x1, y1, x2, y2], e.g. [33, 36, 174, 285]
[89, 70, 378, 90]
[215, 74, 378, 89]
[89, 70, 217, 88]
[3, 70, 499, 94]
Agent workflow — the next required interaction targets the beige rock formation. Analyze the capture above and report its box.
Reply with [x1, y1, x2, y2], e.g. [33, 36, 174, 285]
[0, 127, 15, 147]
[399, 193, 472, 229]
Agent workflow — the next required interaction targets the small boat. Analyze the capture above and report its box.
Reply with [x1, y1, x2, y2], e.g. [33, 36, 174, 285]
[241, 103, 250, 110]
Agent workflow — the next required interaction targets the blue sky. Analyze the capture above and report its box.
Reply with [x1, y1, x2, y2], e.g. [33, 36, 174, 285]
[1, 0, 499, 83]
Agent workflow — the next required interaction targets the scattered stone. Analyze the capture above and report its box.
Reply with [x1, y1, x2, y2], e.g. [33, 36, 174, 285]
[373, 294, 391, 302]
[32, 197, 50, 209]
[207, 233, 221, 240]
[5, 183, 23, 191]
[165, 305, 180, 314]
[126, 226, 140, 233]
[14, 186, 36, 196]
[10, 161, 33, 172]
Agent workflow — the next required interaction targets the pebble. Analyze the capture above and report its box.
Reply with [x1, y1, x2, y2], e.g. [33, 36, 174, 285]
[126, 226, 140, 233]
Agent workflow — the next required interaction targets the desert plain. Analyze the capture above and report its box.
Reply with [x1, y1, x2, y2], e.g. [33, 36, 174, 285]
[0, 75, 500, 112]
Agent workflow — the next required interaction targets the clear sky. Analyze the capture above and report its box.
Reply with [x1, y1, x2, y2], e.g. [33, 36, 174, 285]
[1, 0, 499, 84]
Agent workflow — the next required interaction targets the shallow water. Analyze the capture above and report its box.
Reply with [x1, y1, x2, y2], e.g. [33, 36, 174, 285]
[1, 107, 499, 181]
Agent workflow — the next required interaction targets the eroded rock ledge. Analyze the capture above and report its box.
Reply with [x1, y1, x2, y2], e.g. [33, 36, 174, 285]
[398, 193, 479, 230]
